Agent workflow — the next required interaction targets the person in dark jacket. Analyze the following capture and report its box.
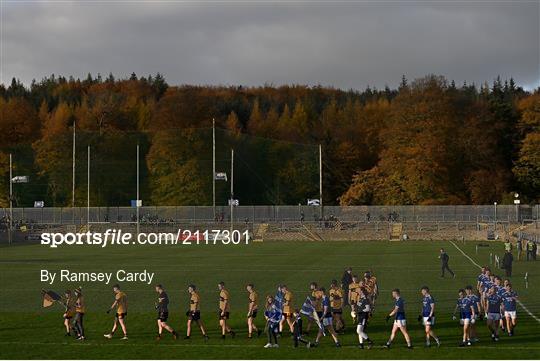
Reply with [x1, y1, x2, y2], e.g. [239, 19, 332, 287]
[502, 251, 513, 277]
[439, 248, 455, 278]
[341, 268, 353, 306]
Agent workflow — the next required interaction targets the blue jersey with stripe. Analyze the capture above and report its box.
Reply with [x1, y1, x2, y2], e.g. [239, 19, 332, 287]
[422, 295, 435, 317]
[468, 294, 480, 313]
[395, 297, 406, 320]
[502, 291, 518, 312]
[457, 297, 472, 318]
[487, 294, 502, 313]
[482, 280, 494, 293]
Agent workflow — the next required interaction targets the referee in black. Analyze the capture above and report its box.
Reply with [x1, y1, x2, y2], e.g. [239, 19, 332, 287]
[439, 248, 455, 278]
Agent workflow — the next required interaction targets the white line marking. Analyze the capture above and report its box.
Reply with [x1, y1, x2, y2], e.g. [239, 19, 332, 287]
[450, 241, 540, 324]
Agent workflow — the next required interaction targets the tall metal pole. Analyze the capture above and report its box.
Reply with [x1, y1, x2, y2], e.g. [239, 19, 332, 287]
[494, 202, 497, 231]
[213, 118, 216, 219]
[9, 153, 12, 245]
[230, 148, 234, 233]
[72, 121, 76, 208]
[319, 144, 323, 219]
[87, 146, 90, 225]
[136, 144, 140, 238]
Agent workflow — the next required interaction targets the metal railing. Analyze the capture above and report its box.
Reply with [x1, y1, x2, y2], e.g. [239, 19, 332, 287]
[0, 204, 538, 225]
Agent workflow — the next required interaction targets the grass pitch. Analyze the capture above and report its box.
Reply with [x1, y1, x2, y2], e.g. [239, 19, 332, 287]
[0, 239, 539, 359]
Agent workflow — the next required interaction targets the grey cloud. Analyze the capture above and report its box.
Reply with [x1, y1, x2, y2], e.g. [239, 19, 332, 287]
[2, 1, 539, 89]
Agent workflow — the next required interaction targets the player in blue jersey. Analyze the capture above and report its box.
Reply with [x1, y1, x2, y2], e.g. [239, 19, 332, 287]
[494, 276, 507, 331]
[419, 286, 440, 347]
[482, 271, 494, 294]
[465, 285, 481, 343]
[485, 286, 503, 341]
[452, 289, 475, 346]
[476, 266, 489, 293]
[313, 288, 341, 348]
[384, 289, 412, 349]
[502, 282, 518, 336]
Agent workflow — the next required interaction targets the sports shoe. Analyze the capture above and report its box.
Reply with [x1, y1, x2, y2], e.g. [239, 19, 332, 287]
[367, 340, 374, 349]
[335, 342, 341, 348]
[407, 345, 413, 349]
[121, 336, 128, 340]
[383, 343, 391, 349]
[264, 343, 273, 348]
[306, 342, 311, 348]
[104, 334, 113, 339]
[204, 335, 209, 342]
[358, 344, 364, 349]
[184, 335, 190, 340]
[435, 339, 441, 347]
[76, 336, 85, 341]
[272, 344, 279, 348]
[172, 331, 178, 340]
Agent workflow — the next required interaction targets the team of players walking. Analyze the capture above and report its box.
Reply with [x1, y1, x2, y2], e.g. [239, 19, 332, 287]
[59, 267, 518, 349]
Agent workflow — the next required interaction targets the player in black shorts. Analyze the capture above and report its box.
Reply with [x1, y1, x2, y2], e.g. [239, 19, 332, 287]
[355, 289, 373, 349]
[292, 309, 312, 348]
[154, 284, 178, 340]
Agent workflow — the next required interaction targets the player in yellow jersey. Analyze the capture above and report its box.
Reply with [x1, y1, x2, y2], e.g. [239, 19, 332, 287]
[104, 284, 128, 340]
[280, 285, 295, 334]
[306, 282, 323, 333]
[330, 280, 345, 332]
[246, 283, 262, 338]
[62, 289, 76, 336]
[73, 287, 85, 340]
[348, 275, 362, 323]
[364, 271, 379, 306]
[218, 281, 236, 339]
[185, 284, 209, 340]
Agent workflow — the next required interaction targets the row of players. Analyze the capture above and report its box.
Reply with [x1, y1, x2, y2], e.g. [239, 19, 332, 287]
[59, 268, 518, 349]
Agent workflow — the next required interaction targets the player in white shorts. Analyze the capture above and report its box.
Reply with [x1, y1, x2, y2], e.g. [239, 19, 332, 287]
[453, 289, 475, 347]
[384, 289, 412, 349]
[502, 283, 518, 336]
[419, 286, 440, 347]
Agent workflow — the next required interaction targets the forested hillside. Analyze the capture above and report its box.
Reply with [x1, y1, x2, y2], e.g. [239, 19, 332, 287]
[0, 73, 538, 207]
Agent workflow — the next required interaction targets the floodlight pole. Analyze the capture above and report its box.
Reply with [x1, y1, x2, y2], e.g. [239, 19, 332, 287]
[72, 121, 76, 208]
[72, 121, 76, 224]
[136, 144, 140, 239]
[319, 144, 323, 219]
[230, 148, 234, 233]
[213, 118, 216, 219]
[9, 153, 12, 245]
[87, 146, 90, 225]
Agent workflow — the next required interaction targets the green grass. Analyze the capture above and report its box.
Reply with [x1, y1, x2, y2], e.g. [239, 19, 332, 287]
[1, 240, 539, 359]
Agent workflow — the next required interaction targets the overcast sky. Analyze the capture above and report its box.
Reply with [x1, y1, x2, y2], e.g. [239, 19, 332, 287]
[2, 0, 539, 90]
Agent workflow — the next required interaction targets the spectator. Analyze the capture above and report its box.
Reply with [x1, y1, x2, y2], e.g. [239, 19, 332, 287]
[526, 240, 534, 261]
[502, 250, 513, 277]
[341, 268, 353, 307]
